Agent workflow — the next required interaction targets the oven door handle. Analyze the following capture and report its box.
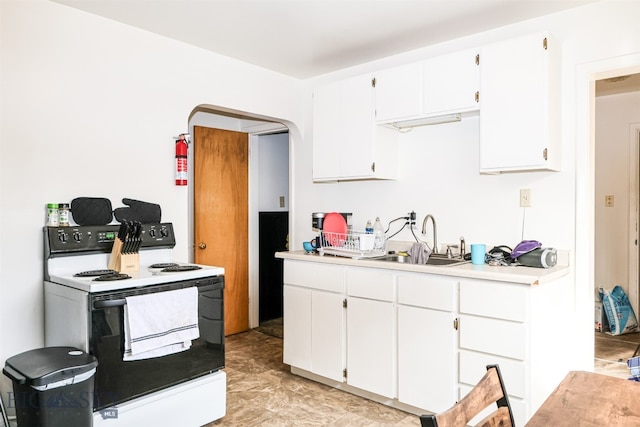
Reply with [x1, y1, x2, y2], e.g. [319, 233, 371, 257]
[93, 299, 126, 309]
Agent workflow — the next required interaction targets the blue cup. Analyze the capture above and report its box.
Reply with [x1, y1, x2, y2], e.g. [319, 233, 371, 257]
[470, 244, 486, 265]
[303, 241, 316, 253]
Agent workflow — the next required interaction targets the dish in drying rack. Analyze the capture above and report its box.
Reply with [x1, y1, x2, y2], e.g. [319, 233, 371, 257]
[322, 212, 348, 246]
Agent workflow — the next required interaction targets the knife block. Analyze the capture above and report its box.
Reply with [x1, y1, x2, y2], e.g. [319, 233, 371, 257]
[108, 238, 140, 273]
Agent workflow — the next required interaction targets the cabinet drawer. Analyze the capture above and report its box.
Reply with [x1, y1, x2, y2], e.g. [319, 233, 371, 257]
[284, 260, 344, 293]
[397, 273, 456, 311]
[459, 315, 526, 360]
[459, 279, 527, 322]
[459, 350, 526, 398]
[346, 268, 393, 301]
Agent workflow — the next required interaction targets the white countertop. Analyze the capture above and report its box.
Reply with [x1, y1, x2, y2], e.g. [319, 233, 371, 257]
[275, 250, 570, 286]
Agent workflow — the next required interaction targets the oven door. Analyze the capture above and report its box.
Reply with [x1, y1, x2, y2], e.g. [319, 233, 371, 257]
[89, 276, 225, 410]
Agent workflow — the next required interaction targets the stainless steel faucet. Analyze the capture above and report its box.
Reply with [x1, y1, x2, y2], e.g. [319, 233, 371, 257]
[421, 214, 438, 254]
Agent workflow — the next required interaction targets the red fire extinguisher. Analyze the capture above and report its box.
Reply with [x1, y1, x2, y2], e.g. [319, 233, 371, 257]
[175, 134, 188, 186]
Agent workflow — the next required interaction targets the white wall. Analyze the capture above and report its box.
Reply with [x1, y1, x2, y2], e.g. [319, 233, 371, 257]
[0, 0, 304, 397]
[595, 91, 640, 297]
[257, 133, 289, 212]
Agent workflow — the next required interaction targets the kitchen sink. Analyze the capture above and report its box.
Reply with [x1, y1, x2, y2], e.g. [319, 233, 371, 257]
[372, 254, 469, 267]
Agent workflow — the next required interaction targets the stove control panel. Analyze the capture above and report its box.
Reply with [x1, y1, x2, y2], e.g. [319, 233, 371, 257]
[45, 222, 176, 257]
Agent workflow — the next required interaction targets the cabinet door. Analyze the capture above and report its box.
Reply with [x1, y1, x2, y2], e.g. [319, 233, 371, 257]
[312, 81, 342, 180]
[311, 290, 345, 382]
[313, 74, 397, 181]
[423, 49, 479, 115]
[479, 32, 560, 172]
[312, 74, 375, 180]
[346, 297, 394, 398]
[374, 62, 423, 123]
[283, 285, 312, 370]
[397, 305, 456, 412]
[339, 74, 378, 179]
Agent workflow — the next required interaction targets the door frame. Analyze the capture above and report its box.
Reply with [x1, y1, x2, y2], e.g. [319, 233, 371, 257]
[577, 53, 640, 370]
[248, 133, 260, 328]
[629, 123, 640, 318]
[248, 127, 289, 327]
[188, 114, 289, 330]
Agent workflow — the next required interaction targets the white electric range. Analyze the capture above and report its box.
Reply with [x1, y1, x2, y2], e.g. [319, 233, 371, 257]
[43, 223, 226, 427]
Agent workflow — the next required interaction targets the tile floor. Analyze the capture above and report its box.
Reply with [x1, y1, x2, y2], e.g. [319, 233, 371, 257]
[206, 327, 417, 426]
[205, 321, 638, 426]
[594, 331, 639, 379]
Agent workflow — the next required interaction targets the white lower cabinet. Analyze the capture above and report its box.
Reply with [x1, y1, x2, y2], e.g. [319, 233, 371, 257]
[458, 278, 528, 426]
[284, 285, 344, 381]
[282, 258, 572, 425]
[457, 276, 574, 426]
[311, 290, 345, 382]
[347, 297, 394, 397]
[283, 261, 345, 382]
[397, 273, 458, 413]
[346, 268, 394, 398]
[283, 285, 312, 370]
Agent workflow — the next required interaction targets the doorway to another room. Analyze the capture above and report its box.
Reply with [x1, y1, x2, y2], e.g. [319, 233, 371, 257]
[190, 111, 290, 338]
[254, 132, 289, 339]
[594, 72, 640, 378]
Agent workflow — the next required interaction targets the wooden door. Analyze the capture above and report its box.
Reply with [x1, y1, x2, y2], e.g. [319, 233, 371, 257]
[194, 126, 249, 336]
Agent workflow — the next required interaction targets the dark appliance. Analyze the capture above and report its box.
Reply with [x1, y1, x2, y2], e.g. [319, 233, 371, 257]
[43, 223, 226, 427]
[258, 211, 288, 323]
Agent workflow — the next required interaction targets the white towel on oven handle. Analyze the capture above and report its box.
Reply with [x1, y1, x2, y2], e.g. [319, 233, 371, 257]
[123, 286, 200, 361]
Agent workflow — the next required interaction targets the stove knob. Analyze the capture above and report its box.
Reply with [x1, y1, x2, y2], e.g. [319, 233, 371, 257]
[73, 232, 83, 242]
[148, 229, 156, 238]
[160, 228, 169, 237]
[58, 233, 69, 243]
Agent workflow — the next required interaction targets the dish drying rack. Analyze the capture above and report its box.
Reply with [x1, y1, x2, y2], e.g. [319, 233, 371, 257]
[317, 230, 386, 259]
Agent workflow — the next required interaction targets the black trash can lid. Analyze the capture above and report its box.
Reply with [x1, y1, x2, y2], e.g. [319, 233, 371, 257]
[3, 346, 97, 387]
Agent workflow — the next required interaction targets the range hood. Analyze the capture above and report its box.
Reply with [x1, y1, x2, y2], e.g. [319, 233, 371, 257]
[386, 113, 462, 130]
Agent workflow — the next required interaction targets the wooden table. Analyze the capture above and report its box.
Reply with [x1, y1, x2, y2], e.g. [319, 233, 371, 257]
[526, 371, 640, 426]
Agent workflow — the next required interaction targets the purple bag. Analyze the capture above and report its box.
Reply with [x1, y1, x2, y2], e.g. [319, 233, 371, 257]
[510, 240, 542, 259]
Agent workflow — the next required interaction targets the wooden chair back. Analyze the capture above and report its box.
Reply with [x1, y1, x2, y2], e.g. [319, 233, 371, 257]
[419, 364, 515, 427]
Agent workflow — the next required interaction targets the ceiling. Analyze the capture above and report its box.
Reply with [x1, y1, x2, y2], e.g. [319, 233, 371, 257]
[52, 0, 600, 79]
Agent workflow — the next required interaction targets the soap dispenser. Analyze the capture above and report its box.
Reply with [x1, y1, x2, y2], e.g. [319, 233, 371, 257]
[373, 217, 386, 251]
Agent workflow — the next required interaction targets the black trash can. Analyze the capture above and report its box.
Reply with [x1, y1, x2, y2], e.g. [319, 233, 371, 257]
[3, 347, 97, 427]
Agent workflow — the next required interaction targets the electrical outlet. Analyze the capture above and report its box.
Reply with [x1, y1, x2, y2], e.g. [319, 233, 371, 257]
[408, 211, 416, 225]
[520, 188, 532, 207]
[605, 195, 614, 207]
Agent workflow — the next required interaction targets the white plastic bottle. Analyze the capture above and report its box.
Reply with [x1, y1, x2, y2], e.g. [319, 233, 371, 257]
[373, 217, 386, 251]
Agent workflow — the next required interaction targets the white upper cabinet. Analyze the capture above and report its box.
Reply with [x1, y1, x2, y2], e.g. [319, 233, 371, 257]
[479, 32, 561, 173]
[374, 62, 423, 123]
[312, 74, 398, 182]
[374, 49, 479, 126]
[422, 49, 480, 116]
